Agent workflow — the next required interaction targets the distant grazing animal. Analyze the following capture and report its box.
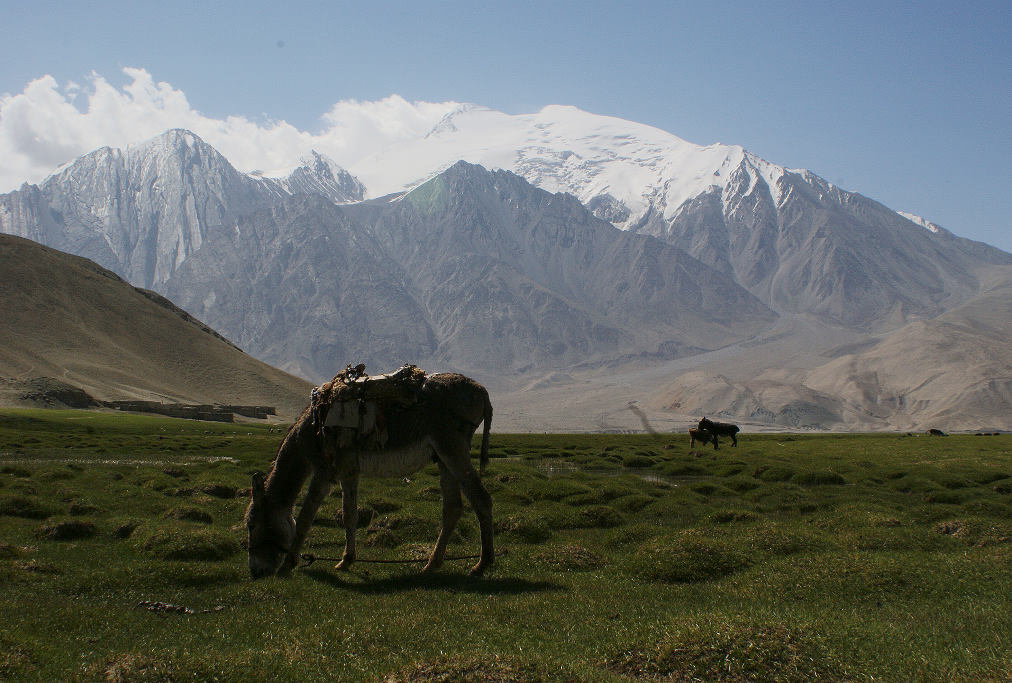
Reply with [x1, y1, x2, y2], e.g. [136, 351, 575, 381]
[245, 367, 494, 579]
[698, 417, 740, 447]
[688, 427, 719, 449]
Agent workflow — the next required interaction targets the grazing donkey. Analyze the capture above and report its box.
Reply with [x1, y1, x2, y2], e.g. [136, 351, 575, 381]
[698, 417, 740, 447]
[688, 426, 719, 449]
[245, 368, 494, 579]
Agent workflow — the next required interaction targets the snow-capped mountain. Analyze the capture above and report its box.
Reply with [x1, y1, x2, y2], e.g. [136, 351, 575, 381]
[276, 150, 366, 205]
[348, 104, 758, 229]
[0, 130, 363, 288]
[1, 108, 1009, 430]
[339, 104, 1009, 328]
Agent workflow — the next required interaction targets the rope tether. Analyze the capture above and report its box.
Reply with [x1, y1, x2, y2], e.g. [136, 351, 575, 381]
[299, 547, 507, 568]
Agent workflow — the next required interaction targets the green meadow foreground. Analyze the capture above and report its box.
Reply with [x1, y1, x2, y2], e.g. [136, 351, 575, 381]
[1, 410, 1009, 681]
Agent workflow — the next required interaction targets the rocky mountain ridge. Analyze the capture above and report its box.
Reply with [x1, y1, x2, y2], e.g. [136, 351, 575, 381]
[0, 130, 363, 289]
[162, 161, 776, 381]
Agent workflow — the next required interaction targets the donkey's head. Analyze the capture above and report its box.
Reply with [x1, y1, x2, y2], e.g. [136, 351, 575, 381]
[244, 471, 296, 579]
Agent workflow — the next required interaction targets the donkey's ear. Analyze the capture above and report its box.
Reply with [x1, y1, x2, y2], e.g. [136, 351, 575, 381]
[251, 472, 266, 502]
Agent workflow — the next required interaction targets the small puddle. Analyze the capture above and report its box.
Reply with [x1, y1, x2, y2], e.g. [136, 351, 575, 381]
[536, 459, 580, 476]
[524, 457, 700, 487]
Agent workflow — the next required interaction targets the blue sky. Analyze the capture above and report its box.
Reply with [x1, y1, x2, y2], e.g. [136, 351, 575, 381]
[3, 0, 1009, 250]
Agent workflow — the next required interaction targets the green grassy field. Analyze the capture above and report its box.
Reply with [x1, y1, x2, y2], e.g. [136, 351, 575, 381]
[1, 409, 1009, 681]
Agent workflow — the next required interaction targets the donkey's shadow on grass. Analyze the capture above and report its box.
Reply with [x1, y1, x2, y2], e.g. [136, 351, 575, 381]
[302, 565, 565, 596]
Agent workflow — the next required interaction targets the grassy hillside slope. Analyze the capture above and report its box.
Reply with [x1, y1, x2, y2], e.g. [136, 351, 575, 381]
[0, 235, 312, 417]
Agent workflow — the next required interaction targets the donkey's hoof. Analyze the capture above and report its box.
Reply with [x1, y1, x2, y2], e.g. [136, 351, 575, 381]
[469, 561, 490, 577]
[335, 559, 353, 571]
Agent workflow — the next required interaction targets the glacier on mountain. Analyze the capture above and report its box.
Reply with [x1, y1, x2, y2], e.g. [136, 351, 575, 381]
[343, 104, 801, 232]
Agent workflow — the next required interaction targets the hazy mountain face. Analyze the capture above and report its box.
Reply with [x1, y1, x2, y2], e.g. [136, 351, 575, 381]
[163, 162, 775, 381]
[657, 163, 1008, 329]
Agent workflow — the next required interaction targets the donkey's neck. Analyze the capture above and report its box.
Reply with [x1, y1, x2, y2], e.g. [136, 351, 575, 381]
[264, 416, 314, 511]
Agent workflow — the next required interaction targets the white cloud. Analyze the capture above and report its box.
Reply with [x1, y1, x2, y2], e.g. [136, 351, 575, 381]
[0, 68, 461, 193]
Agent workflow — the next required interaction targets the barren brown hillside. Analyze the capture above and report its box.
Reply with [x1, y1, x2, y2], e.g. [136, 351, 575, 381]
[0, 235, 312, 418]
[639, 266, 1012, 432]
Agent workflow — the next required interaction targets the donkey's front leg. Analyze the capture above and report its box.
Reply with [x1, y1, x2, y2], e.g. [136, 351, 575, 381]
[279, 473, 333, 575]
[335, 475, 359, 571]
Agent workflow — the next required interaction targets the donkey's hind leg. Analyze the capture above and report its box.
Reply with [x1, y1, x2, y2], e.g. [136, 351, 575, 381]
[461, 467, 494, 576]
[423, 460, 463, 573]
[430, 431, 494, 576]
[437, 442, 493, 576]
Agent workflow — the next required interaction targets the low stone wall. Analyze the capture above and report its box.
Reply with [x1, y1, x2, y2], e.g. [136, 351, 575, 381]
[103, 401, 276, 423]
[222, 405, 276, 419]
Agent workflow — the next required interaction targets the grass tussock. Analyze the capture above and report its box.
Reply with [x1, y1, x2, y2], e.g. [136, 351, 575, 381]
[164, 505, 214, 524]
[0, 494, 55, 519]
[67, 500, 102, 515]
[367, 498, 402, 514]
[533, 544, 605, 572]
[102, 653, 169, 682]
[113, 520, 141, 539]
[199, 483, 238, 499]
[753, 465, 796, 482]
[0, 638, 39, 680]
[612, 622, 848, 682]
[0, 543, 25, 559]
[134, 524, 239, 561]
[612, 493, 654, 513]
[622, 454, 654, 468]
[363, 514, 437, 548]
[573, 504, 624, 529]
[935, 519, 1010, 547]
[528, 478, 591, 502]
[708, 509, 760, 524]
[496, 514, 553, 544]
[381, 656, 583, 683]
[94, 652, 237, 683]
[35, 520, 97, 541]
[794, 470, 847, 486]
[630, 533, 751, 583]
[17, 559, 60, 574]
[36, 468, 76, 482]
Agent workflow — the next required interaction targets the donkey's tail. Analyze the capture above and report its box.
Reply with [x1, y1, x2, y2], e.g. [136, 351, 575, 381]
[480, 393, 493, 475]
